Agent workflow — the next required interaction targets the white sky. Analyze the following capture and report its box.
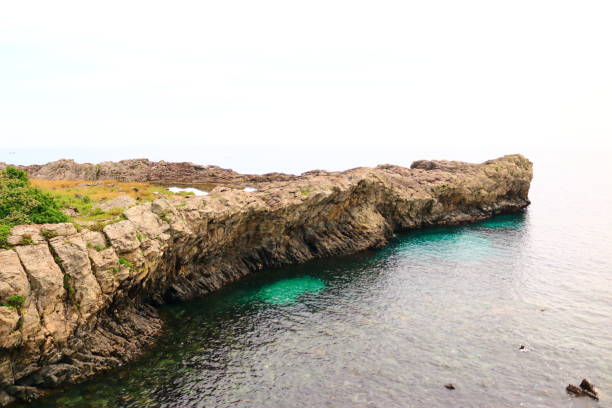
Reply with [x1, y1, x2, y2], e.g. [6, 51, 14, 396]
[1, 0, 611, 153]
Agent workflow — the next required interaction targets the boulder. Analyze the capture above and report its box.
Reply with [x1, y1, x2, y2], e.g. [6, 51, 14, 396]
[0, 307, 21, 349]
[93, 195, 136, 212]
[103, 221, 140, 253]
[124, 204, 169, 236]
[80, 230, 107, 249]
[6, 225, 44, 246]
[87, 247, 120, 294]
[0, 391, 14, 406]
[0, 250, 31, 301]
[40, 223, 77, 237]
[49, 236, 103, 318]
[15, 245, 70, 344]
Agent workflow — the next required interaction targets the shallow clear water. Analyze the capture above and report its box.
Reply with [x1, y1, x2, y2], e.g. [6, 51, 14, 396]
[14, 151, 612, 408]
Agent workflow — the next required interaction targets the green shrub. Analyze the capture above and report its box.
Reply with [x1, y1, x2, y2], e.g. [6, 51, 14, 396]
[63, 274, 77, 304]
[0, 224, 11, 249]
[1, 295, 25, 311]
[41, 229, 58, 240]
[118, 257, 133, 268]
[90, 221, 106, 232]
[0, 167, 68, 242]
[89, 208, 106, 217]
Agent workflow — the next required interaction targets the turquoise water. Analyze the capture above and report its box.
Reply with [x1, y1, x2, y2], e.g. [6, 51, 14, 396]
[247, 276, 326, 305]
[13, 151, 612, 408]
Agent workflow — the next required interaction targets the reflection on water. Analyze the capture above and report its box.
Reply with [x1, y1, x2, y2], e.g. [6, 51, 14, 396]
[15, 210, 612, 408]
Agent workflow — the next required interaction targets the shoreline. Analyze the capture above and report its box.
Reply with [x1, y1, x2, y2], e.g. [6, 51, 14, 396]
[0, 155, 532, 406]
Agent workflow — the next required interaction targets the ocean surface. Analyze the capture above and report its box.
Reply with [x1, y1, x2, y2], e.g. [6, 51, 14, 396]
[11, 148, 612, 408]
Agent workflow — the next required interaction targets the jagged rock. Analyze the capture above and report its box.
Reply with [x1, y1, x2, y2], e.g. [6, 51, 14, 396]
[0, 357, 13, 387]
[40, 223, 77, 237]
[0, 250, 30, 301]
[14, 245, 70, 344]
[103, 220, 140, 253]
[93, 195, 136, 212]
[0, 307, 20, 349]
[49, 236, 103, 318]
[23, 364, 77, 388]
[80, 230, 107, 249]
[151, 198, 190, 233]
[6, 225, 44, 246]
[0, 391, 14, 406]
[567, 380, 599, 400]
[0, 155, 533, 405]
[444, 383, 455, 390]
[3, 158, 296, 186]
[124, 204, 169, 236]
[5, 385, 42, 402]
[580, 378, 595, 393]
[61, 207, 79, 217]
[87, 247, 121, 294]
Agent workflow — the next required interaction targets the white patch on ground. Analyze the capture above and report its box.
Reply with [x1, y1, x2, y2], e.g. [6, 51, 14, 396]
[243, 187, 257, 192]
[167, 187, 209, 196]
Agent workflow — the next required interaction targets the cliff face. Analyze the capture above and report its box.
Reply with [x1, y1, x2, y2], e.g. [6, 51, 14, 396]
[0, 159, 295, 186]
[0, 155, 532, 405]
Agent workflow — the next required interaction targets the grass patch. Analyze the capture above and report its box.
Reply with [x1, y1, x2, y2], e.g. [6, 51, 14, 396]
[41, 229, 58, 240]
[63, 274, 77, 305]
[157, 211, 171, 223]
[118, 257, 133, 269]
[0, 295, 25, 311]
[0, 224, 12, 249]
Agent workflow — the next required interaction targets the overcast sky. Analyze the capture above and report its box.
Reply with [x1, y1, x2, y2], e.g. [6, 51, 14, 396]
[1, 0, 611, 157]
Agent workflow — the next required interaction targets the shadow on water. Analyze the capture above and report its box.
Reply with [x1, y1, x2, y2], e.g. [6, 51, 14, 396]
[21, 211, 597, 408]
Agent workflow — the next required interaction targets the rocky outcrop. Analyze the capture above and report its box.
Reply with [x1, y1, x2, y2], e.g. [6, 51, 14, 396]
[0, 154, 533, 405]
[0, 159, 295, 187]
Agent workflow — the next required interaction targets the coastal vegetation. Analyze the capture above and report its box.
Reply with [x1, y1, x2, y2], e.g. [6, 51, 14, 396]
[0, 167, 68, 247]
[0, 168, 199, 248]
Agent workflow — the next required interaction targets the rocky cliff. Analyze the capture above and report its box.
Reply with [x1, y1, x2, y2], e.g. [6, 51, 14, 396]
[0, 159, 295, 187]
[0, 155, 532, 405]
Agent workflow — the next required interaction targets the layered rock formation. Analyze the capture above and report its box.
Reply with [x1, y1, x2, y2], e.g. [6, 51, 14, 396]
[0, 155, 532, 405]
[0, 159, 294, 186]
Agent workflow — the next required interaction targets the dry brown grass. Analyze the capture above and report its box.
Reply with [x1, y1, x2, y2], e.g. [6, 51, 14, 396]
[31, 179, 173, 202]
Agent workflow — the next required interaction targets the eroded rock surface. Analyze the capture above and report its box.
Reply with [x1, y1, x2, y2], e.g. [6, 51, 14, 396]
[0, 159, 295, 187]
[0, 155, 533, 405]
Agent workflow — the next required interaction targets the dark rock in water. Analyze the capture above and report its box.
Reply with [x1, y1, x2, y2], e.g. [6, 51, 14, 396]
[5, 386, 42, 402]
[580, 378, 595, 393]
[567, 380, 599, 400]
[519, 345, 525, 350]
[0, 392, 14, 406]
[567, 384, 583, 395]
[444, 383, 455, 390]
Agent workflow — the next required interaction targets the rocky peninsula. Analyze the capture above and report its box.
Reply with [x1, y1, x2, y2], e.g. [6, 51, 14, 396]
[0, 155, 532, 406]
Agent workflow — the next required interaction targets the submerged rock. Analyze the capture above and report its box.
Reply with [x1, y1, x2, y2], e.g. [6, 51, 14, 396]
[0, 154, 533, 405]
